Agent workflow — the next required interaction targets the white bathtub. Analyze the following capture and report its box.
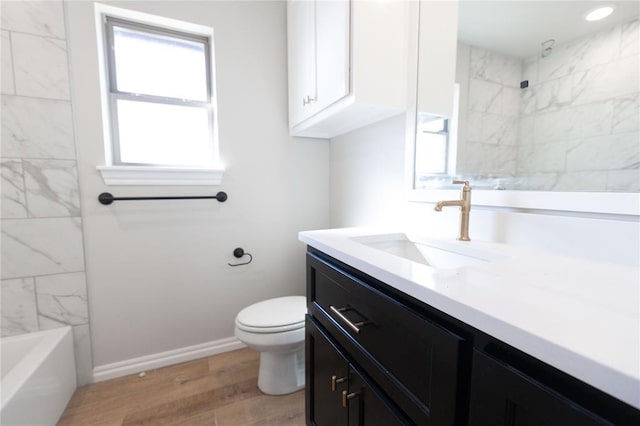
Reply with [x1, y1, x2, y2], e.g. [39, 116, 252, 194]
[1, 327, 77, 425]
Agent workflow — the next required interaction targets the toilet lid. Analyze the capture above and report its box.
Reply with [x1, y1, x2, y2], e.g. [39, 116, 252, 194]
[236, 296, 306, 332]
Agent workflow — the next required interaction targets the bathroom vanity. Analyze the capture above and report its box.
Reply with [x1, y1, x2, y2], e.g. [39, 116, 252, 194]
[300, 229, 640, 425]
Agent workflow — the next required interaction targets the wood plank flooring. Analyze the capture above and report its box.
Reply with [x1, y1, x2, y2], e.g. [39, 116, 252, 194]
[58, 348, 305, 426]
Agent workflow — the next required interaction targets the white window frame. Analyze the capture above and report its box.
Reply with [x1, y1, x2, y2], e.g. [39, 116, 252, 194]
[415, 116, 450, 177]
[94, 4, 224, 186]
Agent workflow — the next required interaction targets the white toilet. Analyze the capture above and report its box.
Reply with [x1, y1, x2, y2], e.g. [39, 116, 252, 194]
[234, 296, 306, 395]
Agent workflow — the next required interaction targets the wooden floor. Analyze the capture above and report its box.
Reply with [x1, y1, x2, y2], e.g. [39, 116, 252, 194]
[58, 348, 305, 426]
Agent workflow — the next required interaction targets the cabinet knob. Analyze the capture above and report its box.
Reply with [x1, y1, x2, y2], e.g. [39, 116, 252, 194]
[342, 390, 360, 408]
[331, 375, 347, 391]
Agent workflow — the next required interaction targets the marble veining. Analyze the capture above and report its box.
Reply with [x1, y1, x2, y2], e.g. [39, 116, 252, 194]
[531, 75, 573, 113]
[571, 101, 614, 139]
[0, 0, 66, 39]
[11, 32, 70, 99]
[2, 30, 15, 94]
[530, 109, 572, 143]
[484, 114, 517, 146]
[572, 55, 639, 107]
[36, 272, 89, 328]
[458, 141, 516, 176]
[521, 172, 561, 191]
[538, 25, 620, 82]
[554, 171, 608, 192]
[1, 217, 85, 279]
[517, 141, 567, 174]
[0, 0, 92, 386]
[468, 78, 503, 114]
[516, 116, 534, 146]
[1, 95, 76, 159]
[23, 159, 80, 217]
[1, 159, 27, 218]
[566, 133, 640, 172]
[1, 277, 38, 337]
[607, 170, 640, 192]
[521, 56, 538, 86]
[457, 42, 523, 179]
[454, 18, 639, 191]
[469, 47, 521, 87]
[501, 87, 520, 117]
[621, 19, 639, 58]
[612, 93, 640, 134]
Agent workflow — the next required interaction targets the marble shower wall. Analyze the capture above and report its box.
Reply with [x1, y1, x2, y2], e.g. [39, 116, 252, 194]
[518, 19, 639, 191]
[457, 19, 639, 191]
[1, 0, 93, 385]
[457, 44, 521, 178]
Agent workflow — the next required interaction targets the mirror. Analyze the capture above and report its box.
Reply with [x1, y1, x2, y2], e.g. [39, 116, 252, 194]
[414, 1, 639, 193]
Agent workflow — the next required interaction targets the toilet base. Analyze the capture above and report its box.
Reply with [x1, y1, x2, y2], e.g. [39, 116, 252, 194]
[257, 346, 305, 395]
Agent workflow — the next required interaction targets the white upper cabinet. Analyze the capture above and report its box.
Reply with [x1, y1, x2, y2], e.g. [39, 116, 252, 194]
[315, 0, 350, 116]
[287, 0, 319, 124]
[287, 0, 412, 139]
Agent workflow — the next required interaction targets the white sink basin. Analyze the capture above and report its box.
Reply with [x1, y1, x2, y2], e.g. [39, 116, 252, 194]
[350, 233, 507, 269]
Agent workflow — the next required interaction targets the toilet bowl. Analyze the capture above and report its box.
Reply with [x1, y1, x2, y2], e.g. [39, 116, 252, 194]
[234, 296, 306, 395]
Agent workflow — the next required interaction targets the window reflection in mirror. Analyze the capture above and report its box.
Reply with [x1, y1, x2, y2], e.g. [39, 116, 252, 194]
[415, 86, 460, 189]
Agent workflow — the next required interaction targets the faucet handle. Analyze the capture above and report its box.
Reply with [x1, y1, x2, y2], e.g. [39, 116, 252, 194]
[452, 180, 470, 188]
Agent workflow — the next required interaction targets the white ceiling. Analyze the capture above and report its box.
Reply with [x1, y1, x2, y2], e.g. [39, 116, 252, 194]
[458, 0, 640, 58]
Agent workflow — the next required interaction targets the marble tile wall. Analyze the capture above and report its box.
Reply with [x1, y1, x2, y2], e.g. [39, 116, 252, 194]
[457, 45, 521, 178]
[518, 19, 639, 191]
[1, 0, 93, 385]
[458, 19, 639, 191]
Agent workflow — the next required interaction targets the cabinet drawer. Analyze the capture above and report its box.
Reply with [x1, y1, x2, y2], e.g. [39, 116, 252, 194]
[307, 252, 466, 424]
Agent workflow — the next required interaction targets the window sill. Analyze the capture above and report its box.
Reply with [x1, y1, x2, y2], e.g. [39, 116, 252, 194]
[97, 165, 225, 186]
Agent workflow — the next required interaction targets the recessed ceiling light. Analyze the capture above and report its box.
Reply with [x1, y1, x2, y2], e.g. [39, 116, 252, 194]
[584, 5, 615, 22]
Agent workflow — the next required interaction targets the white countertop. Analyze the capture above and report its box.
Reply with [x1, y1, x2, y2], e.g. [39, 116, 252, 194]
[299, 227, 640, 410]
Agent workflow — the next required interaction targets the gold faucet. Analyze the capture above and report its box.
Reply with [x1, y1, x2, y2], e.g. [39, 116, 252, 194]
[434, 180, 471, 241]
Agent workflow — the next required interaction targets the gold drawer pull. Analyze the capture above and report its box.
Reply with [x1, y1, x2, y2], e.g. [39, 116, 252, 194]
[331, 375, 347, 391]
[342, 390, 359, 408]
[330, 305, 369, 334]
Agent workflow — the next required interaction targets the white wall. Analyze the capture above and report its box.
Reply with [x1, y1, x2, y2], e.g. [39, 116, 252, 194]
[330, 115, 640, 267]
[66, 1, 329, 372]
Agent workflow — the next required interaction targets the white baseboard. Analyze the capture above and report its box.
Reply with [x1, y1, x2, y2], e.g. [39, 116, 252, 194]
[92, 337, 246, 383]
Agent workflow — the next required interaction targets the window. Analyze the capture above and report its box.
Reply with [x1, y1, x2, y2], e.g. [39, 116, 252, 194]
[95, 5, 223, 185]
[413, 84, 459, 189]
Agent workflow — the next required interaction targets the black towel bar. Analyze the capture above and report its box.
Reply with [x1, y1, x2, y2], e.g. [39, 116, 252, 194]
[98, 191, 227, 205]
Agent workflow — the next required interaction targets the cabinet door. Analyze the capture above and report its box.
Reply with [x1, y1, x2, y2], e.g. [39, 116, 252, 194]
[288, 0, 350, 127]
[315, 0, 350, 112]
[469, 350, 611, 426]
[287, 0, 316, 125]
[416, 0, 458, 118]
[306, 317, 349, 426]
[345, 365, 408, 426]
[307, 252, 465, 424]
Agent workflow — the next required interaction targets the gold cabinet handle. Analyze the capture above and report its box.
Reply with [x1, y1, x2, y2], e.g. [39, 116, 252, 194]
[331, 375, 347, 391]
[342, 389, 359, 408]
[329, 305, 369, 334]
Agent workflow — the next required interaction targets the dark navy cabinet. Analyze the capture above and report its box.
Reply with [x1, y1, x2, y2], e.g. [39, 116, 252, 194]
[305, 248, 640, 425]
[306, 317, 407, 425]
